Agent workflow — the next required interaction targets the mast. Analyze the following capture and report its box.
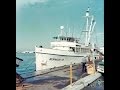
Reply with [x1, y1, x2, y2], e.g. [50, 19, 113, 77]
[60, 26, 64, 36]
[69, 28, 71, 37]
[84, 7, 96, 46]
[85, 7, 90, 46]
[87, 16, 96, 45]
[88, 15, 93, 43]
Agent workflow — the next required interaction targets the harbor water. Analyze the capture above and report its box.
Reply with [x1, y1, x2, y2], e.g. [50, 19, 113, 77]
[16, 53, 36, 75]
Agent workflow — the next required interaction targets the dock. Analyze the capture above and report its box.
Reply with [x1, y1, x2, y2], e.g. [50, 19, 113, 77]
[16, 59, 104, 90]
[62, 72, 101, 90]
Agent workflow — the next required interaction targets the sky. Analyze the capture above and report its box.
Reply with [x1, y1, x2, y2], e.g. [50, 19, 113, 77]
[16, 0, 104, 51]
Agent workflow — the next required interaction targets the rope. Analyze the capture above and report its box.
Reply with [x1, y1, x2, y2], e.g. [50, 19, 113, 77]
[20, 59, 35, 75]
[94, 27, 99, 47]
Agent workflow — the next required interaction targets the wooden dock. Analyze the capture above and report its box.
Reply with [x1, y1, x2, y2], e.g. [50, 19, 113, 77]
[16, 59, 103, 90]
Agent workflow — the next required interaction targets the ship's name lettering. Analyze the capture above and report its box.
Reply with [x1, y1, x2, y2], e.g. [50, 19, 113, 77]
[49, 58, 64, 61]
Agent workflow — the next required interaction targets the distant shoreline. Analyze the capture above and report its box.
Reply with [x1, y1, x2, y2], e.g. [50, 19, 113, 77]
[16, 52, 35, 54]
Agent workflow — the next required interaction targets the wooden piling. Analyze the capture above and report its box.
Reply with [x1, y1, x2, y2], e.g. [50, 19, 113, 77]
[70, 63, 72, 85]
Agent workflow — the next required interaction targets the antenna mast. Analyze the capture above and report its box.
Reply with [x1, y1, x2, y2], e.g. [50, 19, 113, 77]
[87, 16, 96, 45]
[60, 26, 64, 36]
[83, 7, 96, 46]
[85, 7, 90, 46]
[69, 28, 70, 37]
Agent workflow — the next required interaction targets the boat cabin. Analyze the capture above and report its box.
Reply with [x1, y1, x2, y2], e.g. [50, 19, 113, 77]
[51, 36, 90, 53]
[53, 36, 79, 43]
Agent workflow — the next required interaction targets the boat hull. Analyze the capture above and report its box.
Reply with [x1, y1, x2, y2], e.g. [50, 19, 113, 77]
[35, 47, 88, 71]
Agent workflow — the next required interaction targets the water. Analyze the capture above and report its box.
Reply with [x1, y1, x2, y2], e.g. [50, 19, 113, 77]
[16, 53, 36, 75]
[83, 76, 104, 90]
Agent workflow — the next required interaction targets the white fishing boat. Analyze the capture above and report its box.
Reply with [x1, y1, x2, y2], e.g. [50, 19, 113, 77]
[35, 8, 99, 71]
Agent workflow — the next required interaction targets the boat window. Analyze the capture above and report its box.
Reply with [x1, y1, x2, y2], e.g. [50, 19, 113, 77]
[76, 48, 80, 52]
[95, 57, 96, 59]
[71, 47, 75, 52]
[39, 46, 42, 48]
[98, 62, 104, 66]
[68, 38, 70, 41]
[67, 38, 69, 41]
[64, 38, 66, 40]
[99, 63, 104, 66]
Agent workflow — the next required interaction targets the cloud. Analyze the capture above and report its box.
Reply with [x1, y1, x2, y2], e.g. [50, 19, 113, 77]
[16, 0, 48, 11]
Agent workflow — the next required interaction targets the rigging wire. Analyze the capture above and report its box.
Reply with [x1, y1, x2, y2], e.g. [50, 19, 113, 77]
[19, 59, 35, 75]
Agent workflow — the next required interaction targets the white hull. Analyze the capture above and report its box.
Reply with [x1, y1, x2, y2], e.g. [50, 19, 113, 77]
[35, 47, 89, 71]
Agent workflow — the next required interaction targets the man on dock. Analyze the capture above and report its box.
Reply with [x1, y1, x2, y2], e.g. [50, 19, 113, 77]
[82, 56, 87, 72]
